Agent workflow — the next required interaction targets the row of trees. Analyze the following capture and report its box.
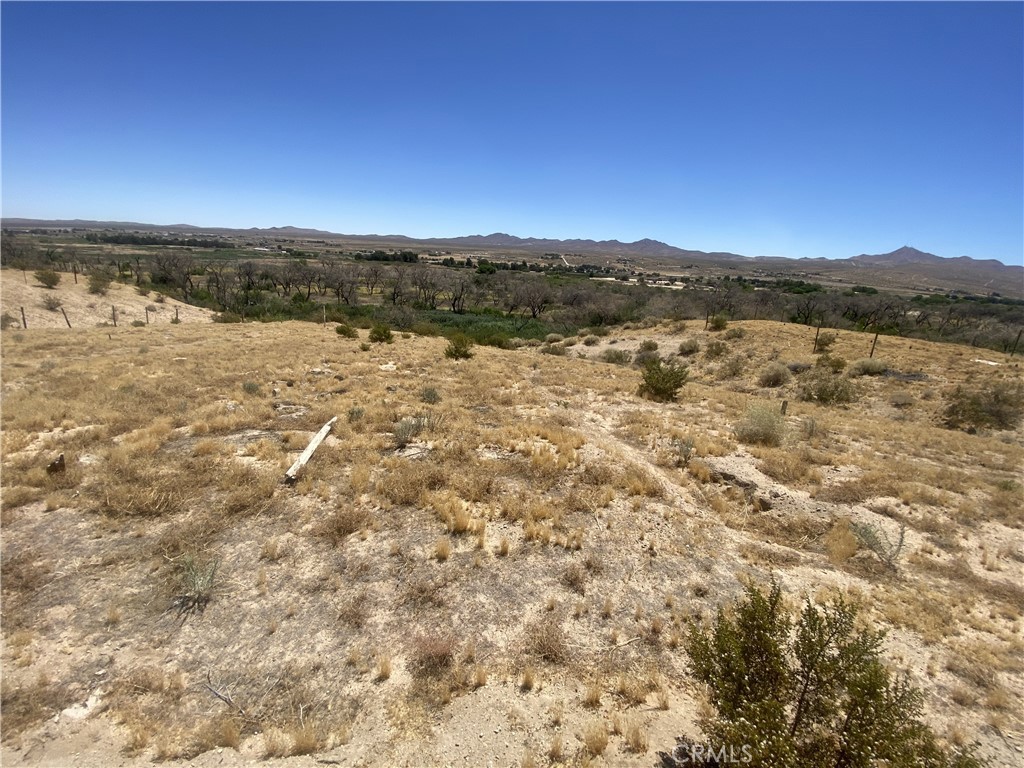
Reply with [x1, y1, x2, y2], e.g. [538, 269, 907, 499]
[2, 233, 1021, 351]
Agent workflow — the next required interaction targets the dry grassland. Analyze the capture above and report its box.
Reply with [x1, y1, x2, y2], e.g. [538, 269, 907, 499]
[1, 318, 1022, 766]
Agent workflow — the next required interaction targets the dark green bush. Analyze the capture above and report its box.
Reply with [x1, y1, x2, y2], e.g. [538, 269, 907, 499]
[708, 314, 728, 331]
[444, 333, 474, 360]
[638, 359, 688, 402]
[368, 323, 393, 344]
[335, 323, 359, 338]
[34, 269, 60, 289]
[87, 271, 113, 296]
[639, 339, 659, 352]
[661, 581, 985, 768]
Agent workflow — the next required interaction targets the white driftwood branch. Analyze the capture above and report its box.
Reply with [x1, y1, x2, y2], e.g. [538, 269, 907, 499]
[284, 416, 337, 484]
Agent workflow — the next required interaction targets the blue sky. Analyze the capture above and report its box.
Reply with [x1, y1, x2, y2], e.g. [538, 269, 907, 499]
[2, 2, 1022, 264]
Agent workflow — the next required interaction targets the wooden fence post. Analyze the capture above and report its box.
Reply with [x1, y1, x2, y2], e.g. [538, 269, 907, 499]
[869, 331, 880, 359]
[20, 306, 27, 329]
[284, 417, 338, 484]
[61, 308, 72, 328]
[111, 305, 117, 327]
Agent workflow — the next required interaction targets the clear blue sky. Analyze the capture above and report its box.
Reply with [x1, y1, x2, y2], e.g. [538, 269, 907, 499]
[2, 2, 1022, 264]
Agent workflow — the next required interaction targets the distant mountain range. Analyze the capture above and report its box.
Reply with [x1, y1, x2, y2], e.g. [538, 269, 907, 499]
[3, 219, 1021, 293]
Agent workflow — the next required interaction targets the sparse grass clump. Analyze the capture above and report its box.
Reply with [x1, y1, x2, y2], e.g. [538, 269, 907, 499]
[734, 404, 786, 446]
[638, 359, 688, 402]
[849, 358, 888, 376]
[599, 348, 631, 365]
[524, 617, 567, 663]
[409, 632, 456, 677]
[393, 416, 427, 448]
[677, 338, 700, 356]
[757, 362, 791, 388]
[420, 386, 441, 404]
[704, 340, 727, 359]
[942, 380, 1024, 431]
[813, 330, 837, 353]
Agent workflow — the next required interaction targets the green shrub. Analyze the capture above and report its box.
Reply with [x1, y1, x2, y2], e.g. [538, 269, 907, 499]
[369, 323, 393, 344]
[545, 333, 564, 344]
[393, 416, 427, 448]
[942, 380, 1024, 431]
[813, 330, 837, 353]
[583, 335, 600, 346]
[212, 311, 243, 323]
[716, 355, 746, 380]
[757, 362, 791, 388]
[722, 327, 745, 340]
[600, 348, 632, 365]
[41, 295, 63, 312]
[734, 404, 786, 446]
[587, 325, 610, 337]
[850, 358, 888, 376]
[335, 323, 359, 338]
[444, 333, 474, 360]
[633, 348, 661, 368]
[420, 387, 441, 404]
[669, 581, 984, 768]
[87, 271, 112, 296]
[540, 343, 567, 356]
[242, 381, 261, 396]
[347, 406, 365, 423]
[638, 359, 688, 402]
[704, 340, 727, 359]
[359, 342, 371, 351]
[797, 368, 856, 405]
[34, 269, 60, 289]
[708, 314, 728, 331]
[816, 353, 846, 373]
[639, 339, 659, 352]
[130, 319, 146, 328]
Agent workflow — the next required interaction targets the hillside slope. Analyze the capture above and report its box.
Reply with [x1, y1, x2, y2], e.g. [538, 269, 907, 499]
[1, 319, 1021, 766]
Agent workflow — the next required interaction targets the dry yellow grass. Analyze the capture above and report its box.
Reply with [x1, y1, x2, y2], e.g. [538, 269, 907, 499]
[1, 318, 1021, 767]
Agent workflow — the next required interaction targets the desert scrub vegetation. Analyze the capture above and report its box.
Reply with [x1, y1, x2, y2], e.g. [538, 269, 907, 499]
[849, 357, 888, 376]
[368, 323, 393, 343]
[599, 348, 631, 365]
[757, 361, 791, 388]
[796, 367, 856, 405]
[677, 338, 700, 356]
[942, 379, 1024, 431]
[638, 359, 688, 402]
[443, 332, 474, 359]
[664, 581, 986, 768]
[734, 404, 786, 446]
[335, 323, 358, 338]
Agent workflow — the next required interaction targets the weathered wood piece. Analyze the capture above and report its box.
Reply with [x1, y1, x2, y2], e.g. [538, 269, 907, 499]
[284, 416, 337, 484]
